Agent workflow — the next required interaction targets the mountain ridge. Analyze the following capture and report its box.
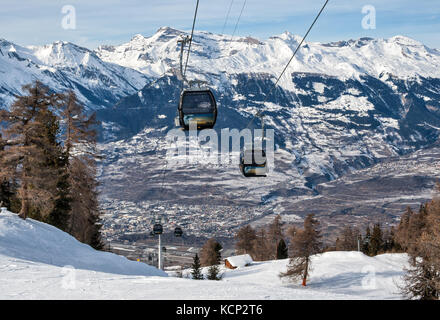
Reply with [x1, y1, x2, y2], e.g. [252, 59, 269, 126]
[94, 28, 440, 241]
[0, 37, 149, 110]
[1, 27, 440, 240]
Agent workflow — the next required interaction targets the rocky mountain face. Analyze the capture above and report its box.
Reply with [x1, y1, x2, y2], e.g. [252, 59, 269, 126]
[1, 27, 440, 241]
[0, 38, 148, 110]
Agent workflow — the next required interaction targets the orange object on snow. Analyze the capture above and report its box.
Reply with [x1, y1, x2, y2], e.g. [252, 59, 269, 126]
[302, 278, 307, 286]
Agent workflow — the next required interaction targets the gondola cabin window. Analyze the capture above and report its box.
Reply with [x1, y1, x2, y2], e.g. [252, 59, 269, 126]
[182, 92, 215, 113]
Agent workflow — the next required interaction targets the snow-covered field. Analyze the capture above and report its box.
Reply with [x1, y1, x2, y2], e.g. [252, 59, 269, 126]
[0, 209, 408, 299]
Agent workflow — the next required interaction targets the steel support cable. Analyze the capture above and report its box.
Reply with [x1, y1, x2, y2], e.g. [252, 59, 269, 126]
[156, 0, 200, 204]
[132, 1, 329, 205]
[156, 0, 204, 210]
[222, 0, 247, 65]
[221, 0, 235, 34]
[245, 0, 329, 129]
[183, 0, 200, 78]
[229, 0, 247, 42]
[146, 133, 170, 213]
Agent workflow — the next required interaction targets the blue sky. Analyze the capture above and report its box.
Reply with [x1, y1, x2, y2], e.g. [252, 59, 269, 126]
[0, 0, 439, 49]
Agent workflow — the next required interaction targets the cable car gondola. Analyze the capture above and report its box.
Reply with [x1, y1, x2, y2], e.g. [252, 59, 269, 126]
[174, 227, 183, 237]
[239, 147, 267, 177]
[178, 88, 217, 130]
[153, 223, 163, 235]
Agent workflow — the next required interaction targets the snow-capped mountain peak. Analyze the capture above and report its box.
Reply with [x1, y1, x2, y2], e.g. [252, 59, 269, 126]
[2, 27, 440, 246]
[0, 38, 149, 110]
[130, 33, 147, 42]
[388, 35, 423, 46]
[94, 27, 440, 86]
[31, 41, 96, 68]
[271, 30, 302, 43]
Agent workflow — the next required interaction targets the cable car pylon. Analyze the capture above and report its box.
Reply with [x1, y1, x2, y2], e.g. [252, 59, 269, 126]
[151, 214, 167, 270]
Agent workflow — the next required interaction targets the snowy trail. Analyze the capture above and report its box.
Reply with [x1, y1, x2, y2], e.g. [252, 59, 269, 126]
[0, 252, 407, 300]
[0, 210, 408, 299]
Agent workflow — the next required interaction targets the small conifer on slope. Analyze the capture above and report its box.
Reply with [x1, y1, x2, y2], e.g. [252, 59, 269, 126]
[280, 214, 322, 286]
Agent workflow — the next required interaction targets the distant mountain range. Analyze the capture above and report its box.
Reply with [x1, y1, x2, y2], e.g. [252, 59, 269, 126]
[1, 27, 440, 240]
[0, 38, 148, 110]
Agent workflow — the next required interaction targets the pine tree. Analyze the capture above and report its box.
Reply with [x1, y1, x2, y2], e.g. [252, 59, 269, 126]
[46, 162, 71, 231]
[401, 184, 440, 299]
[0, 132, 4, 150]
[267, 215, 284, 259]
[235, 225, 257, 255]
[276, 238, 288, 259]
[0, 134, 15, 209]
[407, 205, 428, 257]
[251, 227, 272, 261]
[395, 207, 412, 251]
[369, 223, 383, 256]
[200, 238, 222, 266]
[429, 183, 440, 292]
[401, 257, 438, 300]
[199, 239, 222, 280]
[1, 84, 104, 248]
[46, 126, 71, 232]
[0, 81, 59, 220]
[339, 226, 359, 251]
[362, 226, 371, 255]
[191, 253, 203, 280]
[207, 264, 222, 281]
[68, 156, 103, 249]
[280, 214, 322, 286]
[58, 91, 103, 248]
[335, 237, 342, 251]
[0, 179, 16, 211]
[382, 227, 396, 253]
[286, 225, 297, 240]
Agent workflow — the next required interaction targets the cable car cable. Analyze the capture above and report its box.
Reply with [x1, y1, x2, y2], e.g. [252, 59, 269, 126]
[183, 0, 200, 78]
[221, 0, 235, 35]
[245, 0, 329, 129]
[239, 0, 328, 177]
[229, 0, 247, 42]
[155, 0, 205, 207]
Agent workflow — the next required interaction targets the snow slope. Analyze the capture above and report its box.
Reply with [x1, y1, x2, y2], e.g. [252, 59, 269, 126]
[0, 209, 166, 277]
[0, 209, 408, 299]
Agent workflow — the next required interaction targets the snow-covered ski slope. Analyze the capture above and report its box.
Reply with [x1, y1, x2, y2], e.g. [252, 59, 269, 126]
[0, 209, 167, 277]
[0, 209, 408, 299]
